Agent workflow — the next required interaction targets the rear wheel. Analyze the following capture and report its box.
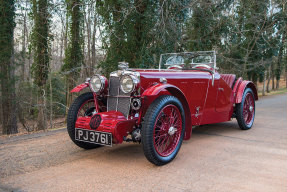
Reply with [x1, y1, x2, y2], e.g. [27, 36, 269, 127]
[142, 95, 185, 166]
[236, 88, 255, 130]
[67, 92, 101, 149]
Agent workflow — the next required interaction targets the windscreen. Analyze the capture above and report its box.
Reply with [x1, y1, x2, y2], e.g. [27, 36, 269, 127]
[159, 51, 216, 70]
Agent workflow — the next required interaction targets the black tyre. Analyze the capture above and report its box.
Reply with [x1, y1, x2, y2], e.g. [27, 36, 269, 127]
[142, 95, 185, 166]
[236, 88, 255, 130]
[67, 92, 101, 149]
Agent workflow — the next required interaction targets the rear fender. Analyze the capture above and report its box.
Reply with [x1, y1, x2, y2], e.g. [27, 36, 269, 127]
[71, 83, 89, 93]
[140, 83, 192, 140]
[233, 78, 243, 92]
[235, 81, 258, 103]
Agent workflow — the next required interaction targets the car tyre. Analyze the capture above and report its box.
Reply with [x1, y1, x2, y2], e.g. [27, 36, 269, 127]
[67, 92, 101, 149]
[236, 88, 255, 130]
[142, 95, 185, 166]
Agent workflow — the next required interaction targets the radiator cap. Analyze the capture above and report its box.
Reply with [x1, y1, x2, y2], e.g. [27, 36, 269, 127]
[118, 62, 129, 70]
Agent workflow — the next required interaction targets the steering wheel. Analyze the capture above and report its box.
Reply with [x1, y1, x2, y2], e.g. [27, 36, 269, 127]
[167, 65, 183, 70]
[192, 64, 212, 69]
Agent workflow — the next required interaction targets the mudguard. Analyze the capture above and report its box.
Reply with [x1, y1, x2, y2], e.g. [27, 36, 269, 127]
[235, 80, 258, 103]
[71, 83, 89, 93]
[141, 83, 192, 140]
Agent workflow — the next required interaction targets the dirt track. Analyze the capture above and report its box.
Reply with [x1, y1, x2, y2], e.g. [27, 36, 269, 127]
[1, 93, 287, 192]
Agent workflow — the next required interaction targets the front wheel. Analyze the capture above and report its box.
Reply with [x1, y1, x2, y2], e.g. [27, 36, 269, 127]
[142, 95, 185, 166]
[67, 92, 101, 149]
[236, 88, 255, 130]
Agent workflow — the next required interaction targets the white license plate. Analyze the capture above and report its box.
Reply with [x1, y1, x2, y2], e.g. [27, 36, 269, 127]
[75, 128, 112, 147]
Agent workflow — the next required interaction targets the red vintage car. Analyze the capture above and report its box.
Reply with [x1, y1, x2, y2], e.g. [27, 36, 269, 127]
[67, 51, 258, 166]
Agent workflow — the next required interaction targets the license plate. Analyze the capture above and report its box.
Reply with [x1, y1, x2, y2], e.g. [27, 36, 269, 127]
[75, 128, 112, 147]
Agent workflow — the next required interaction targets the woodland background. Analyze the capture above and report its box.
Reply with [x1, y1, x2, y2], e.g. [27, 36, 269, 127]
[0, 0, 286, 135]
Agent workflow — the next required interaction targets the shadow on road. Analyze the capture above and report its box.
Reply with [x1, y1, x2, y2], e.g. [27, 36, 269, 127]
[193, 121, 242, 135]
[81, 121, 242, 164]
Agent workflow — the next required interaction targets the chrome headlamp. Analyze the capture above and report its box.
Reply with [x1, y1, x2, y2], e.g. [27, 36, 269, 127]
[120, 75, 139, 94]
[89, 75, 107, 93]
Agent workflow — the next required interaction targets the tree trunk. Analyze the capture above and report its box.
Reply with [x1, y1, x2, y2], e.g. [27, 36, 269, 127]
[0, 0, 18, 134]
[21, 10, 27, 81]
[37, 87, 47, 130]
[262, 70, 266, 96]
[1, 53, 18, 135]
[267, 65, 271, 93]
[91, 10, 97, 72]
[63, 0, 84, 110]
[31, 0, 50, 130]
[253, 73, 258, 88]
[81, 14, 86, 79]
[49, 70, 53, 129]
[85, 9, 91, 76]
[65, 76, 74, 116]
[272, 62, 275, 91]
[276, 26, 285, 90]
[64, 4, 68, 52]
[276, 78, 280, 90]
[17, 7, 28, 130]
[18, 103, 30, 132]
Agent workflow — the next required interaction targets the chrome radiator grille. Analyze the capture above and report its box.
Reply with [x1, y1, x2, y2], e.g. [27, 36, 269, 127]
[107, 76, 131, 118]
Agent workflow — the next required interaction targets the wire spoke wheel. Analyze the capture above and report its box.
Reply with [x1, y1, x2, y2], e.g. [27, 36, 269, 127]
[67, 92, 102, 149]
[243, 93, 254, 125]
[153, 104, 182, 157]
[77, 99, 95, 117]
[236, 88, 255, 130]
[142, 95, 185, 166]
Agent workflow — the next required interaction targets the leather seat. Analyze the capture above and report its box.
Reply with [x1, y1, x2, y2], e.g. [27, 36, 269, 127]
[221, 74, 236, 88]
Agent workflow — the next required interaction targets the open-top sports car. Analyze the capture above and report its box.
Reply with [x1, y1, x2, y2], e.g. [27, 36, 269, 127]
[67, 51, 258, 166]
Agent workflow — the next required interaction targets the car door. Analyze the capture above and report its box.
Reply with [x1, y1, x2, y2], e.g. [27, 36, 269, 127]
[185, 77, 210, 126]
[215, 78, 232, 112]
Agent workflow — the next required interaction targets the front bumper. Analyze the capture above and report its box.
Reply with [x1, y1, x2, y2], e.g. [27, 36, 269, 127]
[75, 111, 136, 144]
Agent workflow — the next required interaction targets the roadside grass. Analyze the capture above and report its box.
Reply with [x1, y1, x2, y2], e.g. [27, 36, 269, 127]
[258, 87, 287, 97]
[257, 78, 287, 97]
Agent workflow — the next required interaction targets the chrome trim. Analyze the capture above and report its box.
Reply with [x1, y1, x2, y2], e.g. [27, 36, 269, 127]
[110, 70, 140, 78]
[120, 75, 140, 94]
[118, 61, 129, 70]
[131, 98, 141, 110]
[108, 95, 131, 98]
[107, 69, 141, 119]
[107, 76, 120, 111]
[160, 77, 167, 84]
[89, 75, 107, 93]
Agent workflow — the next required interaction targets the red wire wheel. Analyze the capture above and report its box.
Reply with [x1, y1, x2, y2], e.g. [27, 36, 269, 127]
[77, 96, 106, 118]
[243, 92, 255, 125]
[153, 104, 183, 157]
[77, 99, 95, 117]
[236, 88, 255, 130]
[142, 95, 185, 166]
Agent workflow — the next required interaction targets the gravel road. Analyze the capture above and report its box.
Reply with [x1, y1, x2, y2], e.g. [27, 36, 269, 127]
[1, 93, 287, 192]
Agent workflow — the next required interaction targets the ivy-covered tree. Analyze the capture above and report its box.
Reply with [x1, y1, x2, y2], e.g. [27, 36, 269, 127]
[186, 0, 229, 51]
[31, 0, 51, 130]
[97, 0, 189, 75]
[0, 0, 18, 134]
[62, 0, 84, 108]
